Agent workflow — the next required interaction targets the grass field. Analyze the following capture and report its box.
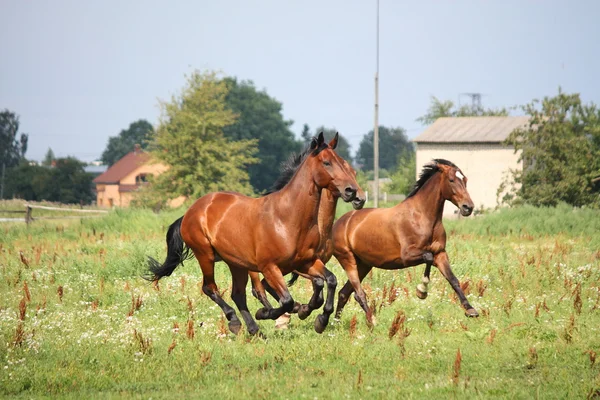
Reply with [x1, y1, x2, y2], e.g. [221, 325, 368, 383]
[1, 202, 600, 399]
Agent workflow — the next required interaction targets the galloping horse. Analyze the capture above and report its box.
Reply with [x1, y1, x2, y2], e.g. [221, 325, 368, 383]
[148, 133, 365, 334]
[249, 147, 352, 327]
[332, 159, 477, 326]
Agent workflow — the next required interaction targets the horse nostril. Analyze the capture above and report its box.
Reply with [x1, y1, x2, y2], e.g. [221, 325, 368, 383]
[345, 186, 357, 197]
[462, 205, 473, 214]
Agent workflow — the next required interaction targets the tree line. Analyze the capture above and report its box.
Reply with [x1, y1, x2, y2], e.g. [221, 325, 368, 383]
[1, 70, 599, 209]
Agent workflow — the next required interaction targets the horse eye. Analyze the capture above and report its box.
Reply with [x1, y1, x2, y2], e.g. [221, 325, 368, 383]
[449, 178, 455, 183]
[323, 161, 331, 166]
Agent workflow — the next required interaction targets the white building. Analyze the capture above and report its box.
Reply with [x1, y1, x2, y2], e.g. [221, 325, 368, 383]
[413, 116, 529, 216]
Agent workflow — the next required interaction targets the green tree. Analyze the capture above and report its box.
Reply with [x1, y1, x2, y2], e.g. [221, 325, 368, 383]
[504, 89, 600, 207]
[0, 110, 28, 199]
[222, 78, 301, 192]
[100, 119, 154, 166]
[355, 126, 412, 171]
[5, 158, 94, 204]
[0, 110, 28, 167]
[301, 123, 312, 144]
[384, 151, 416, 195]
[417, 96, 508, 125]
[42, 148, 55, 167]
[139, 70, 258, 208]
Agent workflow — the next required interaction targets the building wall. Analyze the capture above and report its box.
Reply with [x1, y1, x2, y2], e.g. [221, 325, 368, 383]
[120, 163, 169, 185]
[96, 184, 120, 207]
[96, 162, 181, 208]
[415, 143, 522, 216]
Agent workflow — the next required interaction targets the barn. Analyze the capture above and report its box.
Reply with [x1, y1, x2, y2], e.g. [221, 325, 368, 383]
[412, 116, 529, 216]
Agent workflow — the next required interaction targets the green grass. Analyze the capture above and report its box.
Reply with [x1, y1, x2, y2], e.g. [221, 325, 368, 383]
[1, 202, 600, 399]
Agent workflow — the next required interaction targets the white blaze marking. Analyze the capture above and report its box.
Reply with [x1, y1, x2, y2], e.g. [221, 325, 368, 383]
[456, 171, 464, 181]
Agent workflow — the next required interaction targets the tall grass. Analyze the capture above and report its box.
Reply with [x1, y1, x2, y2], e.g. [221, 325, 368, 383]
[1, 203, 599, 398]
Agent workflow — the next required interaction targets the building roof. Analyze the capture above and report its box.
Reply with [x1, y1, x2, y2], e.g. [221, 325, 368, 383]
[413, 116, 530, 143]
[93, 150, 150, 184]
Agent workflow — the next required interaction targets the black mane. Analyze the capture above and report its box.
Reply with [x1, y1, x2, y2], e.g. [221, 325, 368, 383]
[264, 137, 328, 195]
[405, 159, 457, 199]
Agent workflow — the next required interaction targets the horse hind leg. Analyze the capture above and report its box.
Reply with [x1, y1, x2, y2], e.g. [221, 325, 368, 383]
[416, 252, 433, 300]
[192, 248, 242, 334]
[229, 266, 260, 335]
[335, 257, 373, 326]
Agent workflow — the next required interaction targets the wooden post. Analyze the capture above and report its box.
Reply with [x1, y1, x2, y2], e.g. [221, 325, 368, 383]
[25, 206, 32, 225]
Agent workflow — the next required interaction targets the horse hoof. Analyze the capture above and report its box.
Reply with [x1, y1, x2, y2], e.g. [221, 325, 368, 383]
[297, 304, 311, 320]
[416, 289, 428, 300]
[465, 308, 479, 318]
[366, 314, 376, 329]
[228, 320, 242, 334]
[255, 308, 270, 320]
[291, 302, 302, 313]
[275, 313, 291, 330]
[314, 314, 329, 334]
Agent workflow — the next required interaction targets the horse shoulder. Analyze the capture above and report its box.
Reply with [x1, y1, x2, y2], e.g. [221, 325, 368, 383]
[429, 221, 447, 254]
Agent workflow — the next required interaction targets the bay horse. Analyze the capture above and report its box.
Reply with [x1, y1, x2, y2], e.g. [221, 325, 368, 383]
[332, 159, 478, 326]
[249, 148, 351, 328]
[147, 133, 365, 335]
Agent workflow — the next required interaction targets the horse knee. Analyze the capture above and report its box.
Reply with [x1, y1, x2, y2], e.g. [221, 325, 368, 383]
[280, 295, 295, 313]
[423, 251, 434, 264]
[202, 284, 215, 298]
[313, 277, 325, 290]
[325, 273, 337, 288]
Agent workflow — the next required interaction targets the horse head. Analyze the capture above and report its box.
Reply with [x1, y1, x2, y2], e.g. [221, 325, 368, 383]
[436, 160, 474, 216]
[308, 132, 365, 210]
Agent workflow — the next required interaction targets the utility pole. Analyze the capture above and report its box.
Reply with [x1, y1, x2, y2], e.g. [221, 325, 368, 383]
[373, 0, 380, 208]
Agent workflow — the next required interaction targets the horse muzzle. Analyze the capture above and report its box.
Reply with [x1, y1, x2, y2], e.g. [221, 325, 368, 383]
[352, 196, 366, 210]
[460, 204, 474, 216]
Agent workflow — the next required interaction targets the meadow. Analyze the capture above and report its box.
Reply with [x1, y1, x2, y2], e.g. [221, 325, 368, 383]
[1, 201, 599, 399]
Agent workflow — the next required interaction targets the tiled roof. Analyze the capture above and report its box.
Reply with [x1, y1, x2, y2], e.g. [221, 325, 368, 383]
[93, 151, 150, 184]
[413, 116, 530, 143]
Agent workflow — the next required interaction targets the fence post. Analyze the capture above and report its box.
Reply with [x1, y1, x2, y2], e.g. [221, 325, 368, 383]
[384, 192, 387, 203]
[365, 191, 369, 204]
[25, 206, 32, 225]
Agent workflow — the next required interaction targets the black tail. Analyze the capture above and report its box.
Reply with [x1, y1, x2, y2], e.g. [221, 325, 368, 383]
[287, 272, 300, 286]
[145, 217, 193, 281]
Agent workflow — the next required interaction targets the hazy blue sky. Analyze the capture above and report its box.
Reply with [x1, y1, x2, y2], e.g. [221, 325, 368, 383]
[1, 1, 599, 162]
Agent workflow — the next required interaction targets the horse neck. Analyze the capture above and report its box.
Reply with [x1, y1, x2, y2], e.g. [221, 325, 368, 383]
[272, 158, 322, 227]
[406, 172, 446, 224]
[318, 190, 338, 238]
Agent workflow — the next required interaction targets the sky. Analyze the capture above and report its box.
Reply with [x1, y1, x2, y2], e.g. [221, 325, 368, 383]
[1, 0, 599, 163]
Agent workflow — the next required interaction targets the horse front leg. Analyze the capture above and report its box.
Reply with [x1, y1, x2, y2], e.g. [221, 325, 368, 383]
[249, 271, 273, 310]
[295, 259, 336, 334]
[416, 252, 433, 299]
[254, 264, 295, 321]
[434, 251, 479, 317]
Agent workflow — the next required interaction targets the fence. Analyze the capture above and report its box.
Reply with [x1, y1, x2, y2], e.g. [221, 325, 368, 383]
[0, 204, 108, 224]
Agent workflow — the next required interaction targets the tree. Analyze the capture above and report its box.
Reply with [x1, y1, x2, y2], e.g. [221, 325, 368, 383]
[100, 119, 154, 166]
[417, 96, 508, 125]
[355, 126, 413, 171]
[222, 78, 301, 192]
[385, 151, 416, 195]
[42, 148, 55, 167]
[504, 89, 600, 208]
[138, 70, 258, 208]
[5, 158, 94, 204]
[0, 110, 28, 199]
[300, 125, 352, 163]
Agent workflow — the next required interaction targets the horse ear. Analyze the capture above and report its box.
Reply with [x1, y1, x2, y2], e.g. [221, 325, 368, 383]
[317, 131, 325, 145]
[329, 132, 339, 149]
[310, 137, 318, 150]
